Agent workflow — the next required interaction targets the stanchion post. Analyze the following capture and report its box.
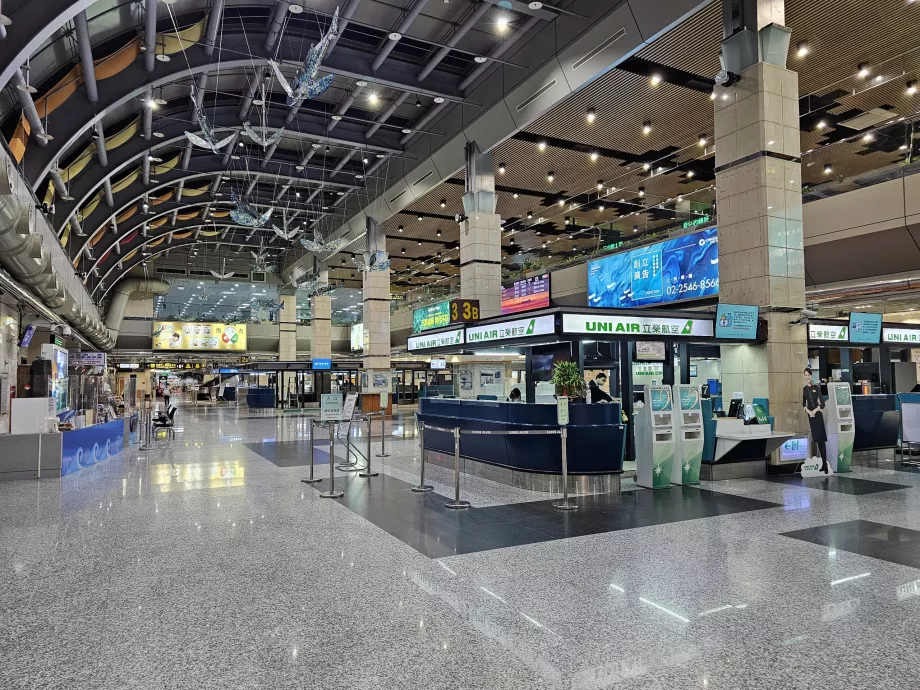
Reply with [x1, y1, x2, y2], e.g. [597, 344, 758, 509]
[320, 422, 344, 498]
[412, 420, 433, 493]
[359, 415, 378, 477]
[301, 417, 321, 484]
[376, 412, 390, 458]
[445, 427, 471, 509]
[337, 420, 359, 471]
[553, 426, 577, 511]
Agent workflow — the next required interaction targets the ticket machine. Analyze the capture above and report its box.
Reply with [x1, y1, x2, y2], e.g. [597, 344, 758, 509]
[671, 385, 704, 485]
[825, 382, 855, 472]
[636, 385, 676, 489]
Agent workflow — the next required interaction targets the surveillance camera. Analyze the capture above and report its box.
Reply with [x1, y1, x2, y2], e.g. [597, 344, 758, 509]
[801, 308, 818, 318]
[455, 213, 468, 224]
[714, 70, 739, 87]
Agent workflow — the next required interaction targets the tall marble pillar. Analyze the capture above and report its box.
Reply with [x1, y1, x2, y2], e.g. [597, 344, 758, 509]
[715, 0, 807, 436]
[460, 141, 502, 318]
[278, 290, 297, 361]
[311, 262, 331, 362]
[361, 218, 391, 413]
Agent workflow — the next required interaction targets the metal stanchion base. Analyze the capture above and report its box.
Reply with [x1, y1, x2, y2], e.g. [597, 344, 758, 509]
[412, 485, 434, 493]
[336, 464, 360, 472]
[301, 477, 322, 484]
[552, 500, 578, 511]
[376, 452, 391, 458]
[445, 500, 471, 510]
[319, 491, 344, 498]
[358, 470, 379, 478]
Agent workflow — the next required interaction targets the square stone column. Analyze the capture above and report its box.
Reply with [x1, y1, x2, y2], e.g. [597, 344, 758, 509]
[311, 267, 331, 361]
[362, 268, 392, 413]
[460, 212, 502, 318]
[716, 59, 808, 435]
[278, 292, 297, 361]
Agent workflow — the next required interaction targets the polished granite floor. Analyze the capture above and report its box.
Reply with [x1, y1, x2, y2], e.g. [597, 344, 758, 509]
[5, 404, 920, 689]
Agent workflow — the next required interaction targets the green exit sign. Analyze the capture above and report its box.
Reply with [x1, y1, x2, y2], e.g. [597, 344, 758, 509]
[603, 241, 623, 251]
[682, 215, 711, 229]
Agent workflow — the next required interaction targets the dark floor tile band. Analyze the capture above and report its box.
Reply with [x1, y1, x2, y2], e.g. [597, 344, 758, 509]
[765, 475, 910, 495]
[782, 520, 920, 569]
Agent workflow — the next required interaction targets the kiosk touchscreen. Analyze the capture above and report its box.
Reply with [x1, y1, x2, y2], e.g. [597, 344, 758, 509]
[671, 385, 704, 485]
[824, 382, 855, 472]
[635, 385, 677, 489]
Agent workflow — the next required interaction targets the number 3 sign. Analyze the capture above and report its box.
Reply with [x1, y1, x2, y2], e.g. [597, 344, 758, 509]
[449, 298, 480, 324]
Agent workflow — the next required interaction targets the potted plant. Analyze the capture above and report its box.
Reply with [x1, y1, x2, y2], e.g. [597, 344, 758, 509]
[551, 361, 586, 402]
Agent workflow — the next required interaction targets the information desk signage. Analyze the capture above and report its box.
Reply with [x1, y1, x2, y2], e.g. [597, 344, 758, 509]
[412, 301, 451, 333]
[882, 327, 920, 344]
[561, 313, 714, 338]
[466, 315, 555, 344]
[715, 304, 759, 340]
[407, 328, 465, 351]
[72, 352, 107, 367]
[808, 324, 848, 341]
[587, 226, 719, 308]
[849, 312, 882, 344]
[312, 358, 332, 370]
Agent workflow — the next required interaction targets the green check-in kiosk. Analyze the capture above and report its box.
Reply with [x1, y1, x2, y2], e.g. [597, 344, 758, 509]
[825, 382, 855, 472]
[671, 385, 704, 484]
[636, 385, 677, 489]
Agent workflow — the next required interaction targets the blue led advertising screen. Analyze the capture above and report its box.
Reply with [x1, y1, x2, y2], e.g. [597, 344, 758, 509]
[587, 227, 719, 308]
[849, 312, 882, 344]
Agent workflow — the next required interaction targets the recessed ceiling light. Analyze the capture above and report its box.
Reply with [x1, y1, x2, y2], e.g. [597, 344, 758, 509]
[823, 163, 833, 174]
[231, 155, 240, 160]
[152, 132, 164, 138]
[498, 162, 506, 175]
[253, 98, 264, 106]
[857, 63, 870, 78]
[875, 75, 883, 82]
[401, 128, 412, 134]
[638, 187, 645, 197]
[355, 80, 368, 87]
[311, 142, 321, 149]
[288, 3, 304, 12]
[796, 41, 809, 57]
[642, 120, 652, 135]
[388, 32, 402, 41]
[816, 120, 827, 130]
[908, 80, 918, 95]
[155, 54, 170, 62]
[331, 115, 343, 121]
[650, 74, 662, 86]
[586, 107, 596, 123]
[376, 153, 386, 158]
[537, 141, 547, 151]
[642, 162, 650, 171]
[698, 135, 707, 147]
[496, 15, 510, 33]
[546, 171, 554, 182]
[862, 133, 874, 142]
[512, 193, 518, 199]
[474, 56, 487, 64]
[710, 91, 716, 100]
[529, 1, 543, 8]
[900, 144, 909, 150]
[433, 97, 445, 104]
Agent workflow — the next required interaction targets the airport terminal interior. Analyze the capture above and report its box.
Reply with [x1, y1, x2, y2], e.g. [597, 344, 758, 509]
[7, 0, 920, 687]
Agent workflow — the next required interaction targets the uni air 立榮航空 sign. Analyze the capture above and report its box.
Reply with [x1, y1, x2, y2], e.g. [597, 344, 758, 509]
[407, 328, 465, 351]
[883, 327, 920, 344]
[561, 313, 714, 338]
[465, 315, 555, 344]
[808, 324, 848, 341]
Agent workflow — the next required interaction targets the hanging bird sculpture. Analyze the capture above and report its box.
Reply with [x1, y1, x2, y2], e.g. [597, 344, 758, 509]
[268, 7, 340, 105]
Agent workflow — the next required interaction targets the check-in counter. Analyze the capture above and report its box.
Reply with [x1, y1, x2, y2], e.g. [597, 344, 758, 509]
[705, 418, 793, 480]
[418, 398, 625, 493]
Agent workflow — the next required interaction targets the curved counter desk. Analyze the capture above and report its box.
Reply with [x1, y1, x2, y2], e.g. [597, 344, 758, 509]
[417, 398, 626, 494]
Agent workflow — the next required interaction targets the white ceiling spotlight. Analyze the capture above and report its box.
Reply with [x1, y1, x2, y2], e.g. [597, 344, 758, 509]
[355, 80, 368, 87]
[433, 97, 445, 104]
[288, 4, 304, 13]
[529, 1, 544, 8]
[156, 54, 170, 62]
[388, 32, 402, 41]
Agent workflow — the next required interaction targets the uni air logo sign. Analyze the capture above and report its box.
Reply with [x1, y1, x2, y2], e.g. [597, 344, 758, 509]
[585, 320, 695, 335]
[468, 319, 536, 343]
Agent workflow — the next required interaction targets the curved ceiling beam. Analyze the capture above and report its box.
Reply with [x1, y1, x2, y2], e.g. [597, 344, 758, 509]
[52, 104, 403, 232]
[23, 29, 463, 187]
[70, 155, 359, 249]
[0, 0, 97, 93]
[88, 200, 316, 274]
[95, 237, 315, 301]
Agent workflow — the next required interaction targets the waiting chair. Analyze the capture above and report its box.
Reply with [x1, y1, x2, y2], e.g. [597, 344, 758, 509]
[153, 405, 178, 442]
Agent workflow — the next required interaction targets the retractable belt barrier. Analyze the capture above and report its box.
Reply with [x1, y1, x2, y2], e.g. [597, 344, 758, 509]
[301, 413, 390, 496]
[414, 423, 576, 511]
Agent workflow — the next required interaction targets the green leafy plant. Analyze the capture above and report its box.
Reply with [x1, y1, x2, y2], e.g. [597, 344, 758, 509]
[551, 360, 586, 400]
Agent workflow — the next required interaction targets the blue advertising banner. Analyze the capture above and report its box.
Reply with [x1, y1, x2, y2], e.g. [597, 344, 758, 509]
[849, 312, 882, 344]
[61, 419, 125, 476]
[312, 358, 332, 370]
[715, 304, 760, 339]
[588, 227, 719, 308]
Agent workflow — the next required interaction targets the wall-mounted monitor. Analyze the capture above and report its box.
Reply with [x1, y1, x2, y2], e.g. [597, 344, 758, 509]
[715, 304, 760, 340]
[18, 324, 35, 347]
[412, 301, 450, 333]
[430, 358, 447, 370]
[635, 341, 667, 361]
[587, 227, 718, 308]
[501, 273, 550, 315]
[849, 312, 882, 344]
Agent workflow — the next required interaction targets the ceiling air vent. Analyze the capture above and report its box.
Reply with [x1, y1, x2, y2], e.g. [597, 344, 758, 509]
[838, 108, 898, 130]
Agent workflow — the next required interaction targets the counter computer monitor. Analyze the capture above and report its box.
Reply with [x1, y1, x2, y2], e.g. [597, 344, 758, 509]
[727, 397, 742, 419]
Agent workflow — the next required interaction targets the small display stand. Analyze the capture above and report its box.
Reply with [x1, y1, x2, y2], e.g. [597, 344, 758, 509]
[635, 385, 676, 489]
[671, 385, 704, 485]
[825, 382, 856, 473]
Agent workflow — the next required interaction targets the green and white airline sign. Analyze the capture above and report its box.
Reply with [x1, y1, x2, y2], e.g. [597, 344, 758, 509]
[808, 324, 848, 341]
[407, 328, 465, 351]
[466, 315, 555, 344]
[562, 313, 714, 338]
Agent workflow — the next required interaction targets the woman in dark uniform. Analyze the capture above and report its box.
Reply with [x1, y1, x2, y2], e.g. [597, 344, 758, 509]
[802, 367, 829, 474]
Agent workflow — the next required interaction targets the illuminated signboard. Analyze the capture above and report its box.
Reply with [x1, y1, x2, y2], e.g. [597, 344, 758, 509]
[587, 227, 718, 308]
[407, 328, 465, 351]
[152, 322, 247, 352]
[412, 301, 451, 333]
[501, 274, 551, 315]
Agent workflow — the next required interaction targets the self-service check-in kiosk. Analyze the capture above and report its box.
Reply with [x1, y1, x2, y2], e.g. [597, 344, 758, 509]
[636, 385, 677, 489]
[825, 382, 855, 473]
[671, 385, 704, 485]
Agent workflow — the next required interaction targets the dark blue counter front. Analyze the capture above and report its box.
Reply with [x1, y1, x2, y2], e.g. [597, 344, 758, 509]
[853, 394, 899, 451]
[418, 399, 625, 475]
[246, 388, 276, 408]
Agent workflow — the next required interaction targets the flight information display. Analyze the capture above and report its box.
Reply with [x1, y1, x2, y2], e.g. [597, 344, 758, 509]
[501, 274, 550, 315]
[587, 227, 719, 308]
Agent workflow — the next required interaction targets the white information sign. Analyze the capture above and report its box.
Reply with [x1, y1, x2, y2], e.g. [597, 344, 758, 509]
[561, 313, 714, 338]
[341, 392, 358, 421]
[71, 351, 107, 367]
[321, 394, 344, 422]
[809, 324, 849, 341]
[557, 396, 569, 426]
[883, 327, 920, 344]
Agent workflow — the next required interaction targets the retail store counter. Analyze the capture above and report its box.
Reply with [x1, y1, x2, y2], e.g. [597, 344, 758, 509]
[418, 399, 625, 492]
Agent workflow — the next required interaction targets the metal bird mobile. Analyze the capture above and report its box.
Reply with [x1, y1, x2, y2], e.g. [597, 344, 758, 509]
[230, 193, 273, 227]
[268, 7, 339, 105]
[354, 249, 390, 273]
[299, 228, 345, 253]
[185, 86, 236, 152]
[243, 120, 284, 149]
[210, 258, 235, 280]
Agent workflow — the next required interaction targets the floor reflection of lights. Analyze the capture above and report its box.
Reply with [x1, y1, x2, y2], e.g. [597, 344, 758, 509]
[150, 462, 246, 492]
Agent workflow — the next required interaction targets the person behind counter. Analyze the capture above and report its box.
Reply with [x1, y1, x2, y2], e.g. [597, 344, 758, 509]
[803, 366, 829, 474]
[588, 373, 613, 404]
[507, 388, 522, 403]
